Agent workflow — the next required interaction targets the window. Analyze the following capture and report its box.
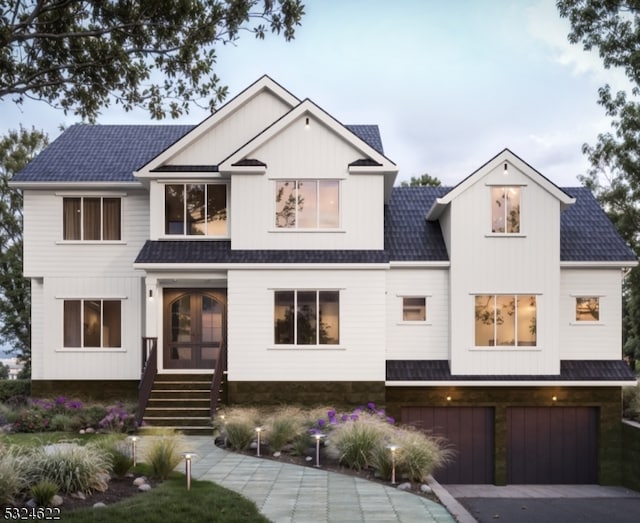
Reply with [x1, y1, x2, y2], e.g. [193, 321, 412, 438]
[474, 295, 536, 347]
[491, 187, 520, 233]
[576, 297, 600, 322]
[274, 290, 339, 345]
[63, 299, 121, 348]
[275, 180, 339, 228]
[63, 197, 121, 240]
[402, 297, 426, 321]
[165, 183, 227, 236]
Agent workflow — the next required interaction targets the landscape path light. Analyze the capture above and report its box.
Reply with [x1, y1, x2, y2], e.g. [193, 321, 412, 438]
[181, 452, 197, 491]
[128, 435, 138, 466]
[255, 427, 263, 457]
[314, 433, 325, 467]
[386, 444, 400, 484]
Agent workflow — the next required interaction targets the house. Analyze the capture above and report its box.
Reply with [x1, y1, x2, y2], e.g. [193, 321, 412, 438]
[11, 76, 637, 485]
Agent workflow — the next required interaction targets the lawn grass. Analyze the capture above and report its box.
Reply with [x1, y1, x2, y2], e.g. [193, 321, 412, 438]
[62, 464, 270, 523]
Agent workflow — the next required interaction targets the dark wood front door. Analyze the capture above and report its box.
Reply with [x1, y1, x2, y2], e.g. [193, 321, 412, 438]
[163, 289, 226, 370]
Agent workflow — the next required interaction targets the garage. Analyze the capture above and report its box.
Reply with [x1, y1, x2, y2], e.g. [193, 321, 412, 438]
[401, 406, 495, 484]
[507, 407, 598, 484]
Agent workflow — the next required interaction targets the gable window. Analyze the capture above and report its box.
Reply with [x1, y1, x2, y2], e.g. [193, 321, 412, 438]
[274, 290, 340, 345]
[63, 299, 121, 348]
[402, 297, 426, 322]
[165, 183, 227, 236]
[474, 295, 536, 347]
[576, 297, 600, 322]
[491, 187, 520, 233]
[63, 197, 121, 240]
[275, 180, 339, 228]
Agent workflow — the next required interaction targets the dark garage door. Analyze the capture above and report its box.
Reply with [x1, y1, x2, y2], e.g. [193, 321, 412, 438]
[507, 407, 598, 484]
[402, 406, 494, 484]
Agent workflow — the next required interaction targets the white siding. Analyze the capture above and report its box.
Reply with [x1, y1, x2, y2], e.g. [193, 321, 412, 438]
[448, 163, 561, 374]
[168, 90, 293, 165]
[40, 277, 142, 380]
[386, 268, 449, 359]
[560, 269, 624, 359]
[227, 269, 386, 381]
[231, 116, 384, 250]
[23, 189, 149, 278]
[31, 278, 44, 380]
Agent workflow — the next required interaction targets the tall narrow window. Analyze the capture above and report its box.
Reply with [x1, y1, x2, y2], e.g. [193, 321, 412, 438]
[275, 180, 340, 229]
[491, 187, 520, 233]
[274, 290, 340, 345]
[474, 295, 536, 347]
[63, 299, 121, 348]
[165, 184, 227, 236]
[62, 197, 121, 241]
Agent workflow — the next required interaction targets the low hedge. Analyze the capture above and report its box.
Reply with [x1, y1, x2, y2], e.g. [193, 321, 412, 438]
[0, 380, 30, 401]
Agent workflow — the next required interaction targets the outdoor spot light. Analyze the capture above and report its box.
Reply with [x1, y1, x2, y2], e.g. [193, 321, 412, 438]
[305, 117, 310, 128]
[446, 395, 452, 402]
[503, 162, 508, 176]
[255, 427, 263, 457]
[386, 445, 400, 484]
[552, 395, 558, 402]
[181, 452, 196, 491]
[129, 436, 138, 466]
[314, 433, 325, 467]
[148, 289, 154, 300]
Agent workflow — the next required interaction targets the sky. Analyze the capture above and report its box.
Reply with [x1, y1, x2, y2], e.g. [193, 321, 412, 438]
[0, 0, 632, 189]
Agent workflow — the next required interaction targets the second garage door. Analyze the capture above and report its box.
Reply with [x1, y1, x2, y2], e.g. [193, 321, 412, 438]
[507, 407, 598, 484]
[401, 406, 495, 484]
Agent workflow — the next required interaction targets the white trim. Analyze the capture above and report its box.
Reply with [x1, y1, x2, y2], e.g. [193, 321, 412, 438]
[134, 263, 390, 271]
[56, 348, 126, 353]
[55, 295, 128, 300]
[55, 191, 128, 197]
[10, 182, 141, 190]
[561, 261, 638, 268]
[389, 261, 451, 268]
[569, 321, 605, 326]
[56, 240, 127, 245]
[267, 346, 346, 351]
[386, 380, 638, 387]
[484, 233, 527, 238]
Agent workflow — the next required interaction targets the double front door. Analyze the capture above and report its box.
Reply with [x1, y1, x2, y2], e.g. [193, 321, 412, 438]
[163, 289, 226, 369]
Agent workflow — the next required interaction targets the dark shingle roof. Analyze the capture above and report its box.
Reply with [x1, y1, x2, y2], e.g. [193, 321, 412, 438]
[13, 125, 193, 183]
[386, 360, 637, 382]
[135, 240, 388, 264]
[384, 186, 450, 261]
[13, 124, 384, 183]
[561, 187, 637, 262]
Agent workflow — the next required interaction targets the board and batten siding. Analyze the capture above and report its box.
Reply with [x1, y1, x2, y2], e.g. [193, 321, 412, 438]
[38, 277, 142, 380]
[168, 89, 293, 166]
[447, 164, 561, 375]
[230, 117, 384, 250]
[227, 269, 386, 381]
[385, 268, 449, 359]
[22, 189, 149, 278]
[559, 269, 623, 359]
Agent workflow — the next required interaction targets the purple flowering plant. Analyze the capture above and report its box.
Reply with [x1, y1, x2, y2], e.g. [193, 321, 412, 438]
[310, 402, 395, 436]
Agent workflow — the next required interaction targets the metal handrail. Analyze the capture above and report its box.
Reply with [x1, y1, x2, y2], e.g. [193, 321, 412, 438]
[210, 343, 227, 417]
[137, 337, 158, 426]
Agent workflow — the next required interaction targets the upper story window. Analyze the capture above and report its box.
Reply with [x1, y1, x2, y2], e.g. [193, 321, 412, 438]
[165, 183, 228, 236]
[63, 299, 121, 348]
[575, 297, 600, 322]
[275, 180, 339, 229]
[402, 297, 427, 322]
[274, 290, 340, 345]
[474, 295, 536, 347]
[63, 197, 121, 241]
[491, 187, 520, 233]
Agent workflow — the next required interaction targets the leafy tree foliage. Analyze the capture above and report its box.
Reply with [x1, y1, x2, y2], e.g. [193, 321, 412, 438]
[0, 127, 49, 375]
[0, 0, 305, 121]
[400, 173, 442, 187]
[558, 0, 640, 368]
[0, 361, 8, 380]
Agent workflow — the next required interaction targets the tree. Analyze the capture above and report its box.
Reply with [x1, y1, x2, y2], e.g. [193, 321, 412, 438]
[558, 0, 640, 369]
[0, 361, 8, 380]
[0, 0, 305, 121]
[400, 173, 442, 187]
[0, 127, 49, 376]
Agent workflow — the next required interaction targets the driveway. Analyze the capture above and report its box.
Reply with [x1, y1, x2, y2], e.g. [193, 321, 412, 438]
[445, 484, 640, 523]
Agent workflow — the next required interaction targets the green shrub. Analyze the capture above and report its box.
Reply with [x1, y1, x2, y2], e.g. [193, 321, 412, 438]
[291, 432, 312, 456]
[266, 407, 306, 452]
[623, 382, 640, 421]
[0, 380, 30, 401]
[0, 446, 29, 504]
[326, 415, 391, 471]
[217, 407, 261, 451]
[395, 428, 453, 482]
[13, 406, 49, 433]
[49, 413, 73, 432]
[79, 405, 108, 428]
[95, 436, 134, 477]
[369, 442, 394, 481]
[31, 480, 59, 507]
[27, 442, 111, 495]
[144, 429, 185, 480]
